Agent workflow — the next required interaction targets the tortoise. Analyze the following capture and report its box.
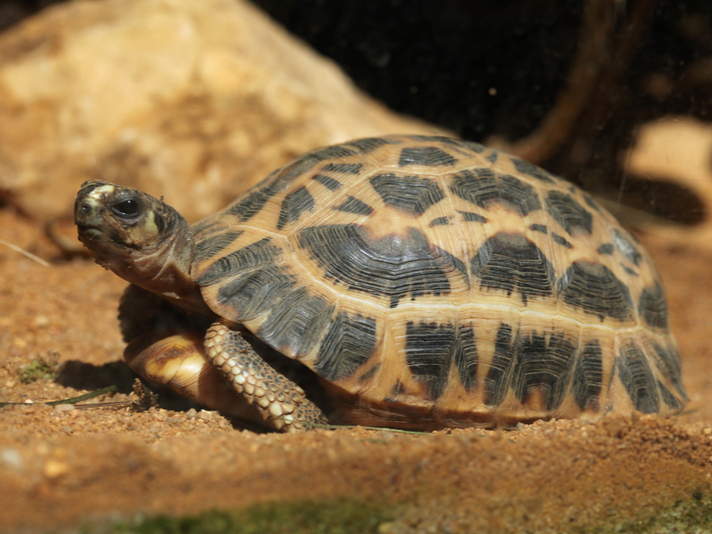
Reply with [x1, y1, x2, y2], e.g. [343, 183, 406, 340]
[74, 134, 687, 432]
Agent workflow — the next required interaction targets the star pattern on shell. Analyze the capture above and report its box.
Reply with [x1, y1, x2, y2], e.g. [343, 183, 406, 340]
[187, 135, 686, 424]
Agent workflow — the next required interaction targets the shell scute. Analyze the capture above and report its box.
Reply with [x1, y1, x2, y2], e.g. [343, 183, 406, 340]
[298, 224, 455, 308]
[449, 168, 543, 217]
[314, 311, 378, 381]
[616, 339, 661, 414]
[398, 145, 459, 167]
[571, 340, 604, 411]
[276, 185, 315, 230]
[404, 321, 458, 400]
[511, 329, 578, 411]
[557, 261, 635, 323]
[369, 172, 446, 217]
[544, 190, 594, 236]
[255, 287, 334, 359]
[471, 232, 555, 305]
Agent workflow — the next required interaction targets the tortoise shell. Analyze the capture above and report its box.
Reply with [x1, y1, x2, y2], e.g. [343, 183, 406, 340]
[188, 135, 686, 426]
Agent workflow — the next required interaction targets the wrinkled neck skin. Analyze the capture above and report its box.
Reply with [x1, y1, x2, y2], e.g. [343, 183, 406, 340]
[75, 181, 212, 316]
[98, 226, 207, 314]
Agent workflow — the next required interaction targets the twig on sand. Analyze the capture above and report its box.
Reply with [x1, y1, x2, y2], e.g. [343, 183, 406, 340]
[0, 385, 118, 408]
[0, 238, 51, 267]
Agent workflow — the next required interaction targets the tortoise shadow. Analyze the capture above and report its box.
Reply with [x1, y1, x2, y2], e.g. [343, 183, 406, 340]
[55, 359, 137, 394]
[54, 359, 272, 433]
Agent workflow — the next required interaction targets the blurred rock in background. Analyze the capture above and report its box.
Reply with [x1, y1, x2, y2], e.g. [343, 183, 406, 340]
[0, 0, 438, 224]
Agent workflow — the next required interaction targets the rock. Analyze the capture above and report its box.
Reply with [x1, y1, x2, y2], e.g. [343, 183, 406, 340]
[625, 116, 712, 250]
[0, 0, 441, 224]
[0, 447, 23, 471]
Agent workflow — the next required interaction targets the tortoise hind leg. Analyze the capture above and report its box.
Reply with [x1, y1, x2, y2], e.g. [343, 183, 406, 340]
[204, 321, 329, 432]
[120, 285, 263, 421]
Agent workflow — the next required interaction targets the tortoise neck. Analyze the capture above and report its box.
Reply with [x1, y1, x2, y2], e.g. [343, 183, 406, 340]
[107, 207, 207, 314]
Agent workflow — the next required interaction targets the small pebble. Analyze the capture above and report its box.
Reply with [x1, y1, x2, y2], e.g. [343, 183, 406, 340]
[43, 459, 70, 479]
[0, 448, 23, 471]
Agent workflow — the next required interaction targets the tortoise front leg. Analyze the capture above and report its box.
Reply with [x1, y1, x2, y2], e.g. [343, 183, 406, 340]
[204, 321, 329, 432]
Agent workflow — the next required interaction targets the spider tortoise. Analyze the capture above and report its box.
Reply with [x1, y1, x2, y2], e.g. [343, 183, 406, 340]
[74, 134, 687, 432]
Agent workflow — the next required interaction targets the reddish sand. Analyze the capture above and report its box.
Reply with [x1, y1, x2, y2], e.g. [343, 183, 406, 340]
[1, 208, 711, 533]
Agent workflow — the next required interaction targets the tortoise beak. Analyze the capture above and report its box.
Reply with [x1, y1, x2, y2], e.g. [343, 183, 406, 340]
[75, 180, 115, 228]
[74, 180, 120, 249]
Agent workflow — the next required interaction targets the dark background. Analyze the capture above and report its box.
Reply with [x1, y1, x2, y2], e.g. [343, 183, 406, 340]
[2, 0, 710, 222]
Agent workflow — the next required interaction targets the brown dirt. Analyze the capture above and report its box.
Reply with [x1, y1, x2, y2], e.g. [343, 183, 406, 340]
[2, 206, 712, 533]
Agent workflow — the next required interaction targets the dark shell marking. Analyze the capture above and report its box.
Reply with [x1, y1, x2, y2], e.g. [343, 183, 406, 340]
[333, 196, 374, 215]
[370, 173, 445, 216]
[545, 190, 593, 236]
[297, 225, 453, 308]
[471, 233, 554, 305]
[450, 169, 541, 217]
[557, 262, 634, 322]
[277, 186, 314, 230]
[405, 321, 479, 400]
[315, 312, 378, 381]
[191, 135, 686, 426]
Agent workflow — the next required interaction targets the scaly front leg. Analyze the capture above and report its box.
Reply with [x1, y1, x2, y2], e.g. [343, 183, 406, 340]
[205, 321, 329, 432]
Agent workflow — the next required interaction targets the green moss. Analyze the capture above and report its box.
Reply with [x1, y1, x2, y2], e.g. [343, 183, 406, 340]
[580, 487, 712, 534]
[73, 488, 712, 534]
[105, 499, 399, 534]
[19, 355, 58, 384]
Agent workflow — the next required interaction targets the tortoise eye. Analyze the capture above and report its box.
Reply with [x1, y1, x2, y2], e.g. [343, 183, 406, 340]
[111, 198, 142, 218]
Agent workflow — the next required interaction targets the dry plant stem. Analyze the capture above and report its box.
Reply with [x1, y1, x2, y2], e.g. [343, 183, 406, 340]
[0, 237, 50, 266]
[564, 0, 657, 170]
[0, 385, 118, 407]
[492, 0, 616, 164]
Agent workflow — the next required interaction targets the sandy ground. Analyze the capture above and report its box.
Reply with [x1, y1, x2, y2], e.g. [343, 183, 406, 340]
[2, 206, 712, 533]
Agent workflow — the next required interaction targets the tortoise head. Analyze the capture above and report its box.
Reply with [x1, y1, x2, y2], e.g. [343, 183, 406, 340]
[75, 180, 202, 309]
